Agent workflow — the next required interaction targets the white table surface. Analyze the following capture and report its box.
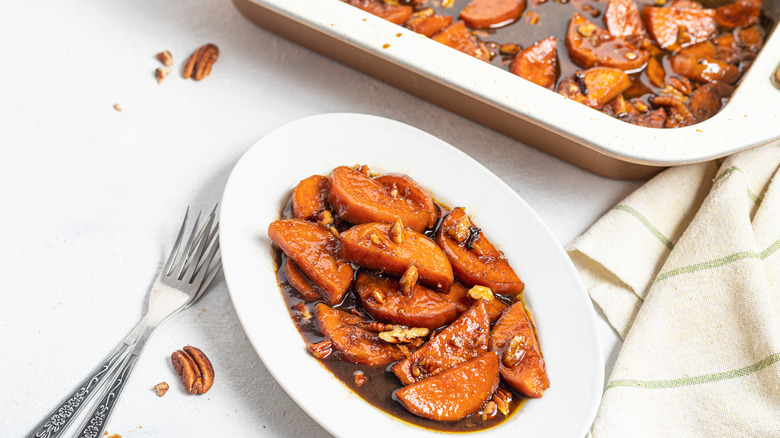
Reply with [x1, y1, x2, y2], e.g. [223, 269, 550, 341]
[1, 1, 638, 436]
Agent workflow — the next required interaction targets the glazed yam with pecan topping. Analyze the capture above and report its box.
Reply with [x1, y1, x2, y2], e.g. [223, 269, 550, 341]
[444, 281, 508, 322]
[315, 303, 406, 366]
[340, 221, 454, 291]
[642, 3, 717, 50]
[432, 21, 491, 62]
[436, 207, 523, 294]
[292, 175, 330, 220]
[565, 13, 649, 71]
[374, 173, 437, 229]
[393, 300, 490, 385]
[268, 219, 354, 305]
[395, 351, 501, 421]
[355, 271, 459, 329]
[344, 0, 413, 25]
[669, 49, 741, 84]
[490, 302, 549, 398]
[510, 36, 559, 90]
[558, 67, 632, 109]
[328, 166, 435, 233]
[715, 0, 761, 28]
[459, 0, 526, 29]
[604, 0, 644, 37]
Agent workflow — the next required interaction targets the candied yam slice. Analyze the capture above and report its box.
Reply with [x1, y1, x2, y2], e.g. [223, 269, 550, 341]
[604, 0, 644, 37]
[292, 175, 330, 220]
[735, 25, 765, 55]
[328, 166, 434, 232]
[393, 300, 490, 385]
[459, 0, 525, 29]
[490, 302, 549, 398]
[315, 303, 405, 366]
[642, 6, 717, 50]
[374, 173, 437, 229]
[432, 21, 490, 62]
[355, 271, 459, 329]
[340, 222, 454, 291]
[566, 13, 649, 71]
[345, 0, 413, 25]
[408, 14, 453, 37]
[715, 0, 761, 28]
[436, 208, 523, 294]
[645, 56, 666, 87]
[689, 82, 735, 122]
[510, 36, 559, 90]
[444, 281, 508, 322]
[669, 53, 741, 84]
[268, 219, 354, 305]
[395, 351, 500, 421]
[283, 258, 322, 302]
[558, 67, 632, 109]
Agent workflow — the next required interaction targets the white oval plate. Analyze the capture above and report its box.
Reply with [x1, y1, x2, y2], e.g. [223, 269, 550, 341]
[220, 113, 603, 438]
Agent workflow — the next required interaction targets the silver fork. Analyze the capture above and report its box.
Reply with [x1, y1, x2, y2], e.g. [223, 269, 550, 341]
[26, 206, 222, 438]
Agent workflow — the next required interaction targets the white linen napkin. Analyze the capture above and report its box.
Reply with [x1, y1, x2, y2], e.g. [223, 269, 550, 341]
[567, 142, 780, 437]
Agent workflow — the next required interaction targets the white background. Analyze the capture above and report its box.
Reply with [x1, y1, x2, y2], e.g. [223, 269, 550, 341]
[1, 0, 634, 436]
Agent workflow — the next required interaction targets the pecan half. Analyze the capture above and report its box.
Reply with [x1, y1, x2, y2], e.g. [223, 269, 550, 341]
[399, 264, 418, 296]
[171, 346, 214, 395]
[308, 340, 333, 360]
[182, 43, 219, 81]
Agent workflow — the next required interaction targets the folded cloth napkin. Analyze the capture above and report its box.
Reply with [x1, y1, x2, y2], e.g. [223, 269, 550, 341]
[567, 142, 780, 437]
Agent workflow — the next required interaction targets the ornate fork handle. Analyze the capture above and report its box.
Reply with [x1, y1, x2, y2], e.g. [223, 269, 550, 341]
[25, 322, 143, 438]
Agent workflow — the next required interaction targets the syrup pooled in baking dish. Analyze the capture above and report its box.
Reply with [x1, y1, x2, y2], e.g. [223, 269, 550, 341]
[268, 165, 549, 432]
[342, 0, 775, 128]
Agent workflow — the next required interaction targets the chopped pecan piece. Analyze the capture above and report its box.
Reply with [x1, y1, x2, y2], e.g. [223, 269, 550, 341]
[155, 67, 171, 84]
[389, 219, 405, 244]
[308, 340, 334, 360]
[154, 382, 169, 397]
[156, 50, 173, 66]
[468, 285, 495, 301]
[182, 43, 219, 81]
[353, 370, 368, 386]
[379, 326, 430, 344]
[399, 264, 419, 295]
[171, 346, 214, 395]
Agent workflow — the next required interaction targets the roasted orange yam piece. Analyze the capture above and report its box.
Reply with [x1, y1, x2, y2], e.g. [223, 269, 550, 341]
[734, 25, 764, 55]
[669, 52, 741, 84]
[328, 166, 434, 233]
[558, 67, 632, 109]
[715, 0, 761, 28]
[432, 21, 491, 62]
[393, 300, 490, 385]
[689, 82, 735, 122]
[604, 0, 644, 37]
[645, 56, 665, 87]
[436, 208, 523, 294]
[292, 175, 330, 220]
[444, 281, 508, 322]
[643, 5, 717, 50]
[459, 0, 525, 29]
[566, 13, 648, 71]
[395, 351, 500, 421]
[408, 14, 453, 37]
[374, 173, 437, 229]
[340, 222, 454, 291]
[283, 258, 322, 302]
[344, 0, 413, 25]
[268, 220, 354, 305]
[355, 271, 459, 329]
[315, 303, 405, 366]
[490, 302, 549, 398]
[510, 36, 559, 90]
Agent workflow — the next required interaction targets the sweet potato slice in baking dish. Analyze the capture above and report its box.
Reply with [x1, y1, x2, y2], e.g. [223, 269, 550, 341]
[374, 173, 437, 229]
[328, 166, 435, 233]
[642, 5, 717, 50]
[283, 258, 323, 302]
[315, 303, 406, 366]
[268, 219, 354, 305]
[444, 281, 508, 322]
[669, 51, 741, 84]
[490, 302, 549, 398]
[565, 13, 649, 71]
[340, 222, 454, 291]
[355, 271, 459, 329]
[459, 0, 525, 29]
[436, 208, 523, 294]
[432, 21, 491, 62]
[344, 0, 413, 25]
[292, 175, 330, 220]
[604, 0, 644, 37]
[393, 300, 490, 385]
[558, 67, 632, 109]
[714, 0, 761, 28]
[510, 36, 559, 90]
[688, 82, 735, 122]
[407, 13, 453, 38]
[395, 351, 500, 421]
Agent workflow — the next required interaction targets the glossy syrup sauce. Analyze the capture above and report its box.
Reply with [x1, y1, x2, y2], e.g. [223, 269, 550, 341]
[273, 199, 532, 433]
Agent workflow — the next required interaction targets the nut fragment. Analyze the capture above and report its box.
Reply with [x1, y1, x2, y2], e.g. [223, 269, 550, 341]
[182, 43, 219, 81]
[448, 215, 472, 244]
[399, 264, 418, 296]
[154, 382, 169, 397]
[358, 321, 396, 332]
[389, 183, 399, 198]
[318, 210, 334, 227]
[308, 340, 333, 359]
[155, 67, 171, 84]
[389, 219, 405, 244]
[468, 285, 494, 301]
[577, 23, 596, 36]
[379, 326, 429, 344]
[353, 370, 368, 386]
[370, 233, 385, 248]
[113, 104, 122, 112]
[171, 346, 215, 395]
[156, 50, 174, 67]
[492, 387, 512, 416]
[354, 164, 371, 176]
[480, 400, 498, 421]
[371, 289, 386, 304]
[502, 335, 528, 368]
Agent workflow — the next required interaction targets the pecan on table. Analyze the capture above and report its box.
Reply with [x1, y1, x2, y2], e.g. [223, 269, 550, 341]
[182, 43, 219, 81]
[171, 346, 215, 394]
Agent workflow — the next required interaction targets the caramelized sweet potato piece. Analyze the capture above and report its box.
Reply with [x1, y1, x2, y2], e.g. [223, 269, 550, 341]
[688, 82, 735, 121]
[328, 166, 435, 232]
[437, 208, 524, 294]
[604, 0, 644, 37]
[643, 5, 717, 50]
[432, 21, 491, 62]
[374, 173, 437, 229]
[646, 56, 666, 87]
[735, 25, 764, 55]
[393, 300, 490, 385]
[558, 67, 632, 109]
[565, 13, 649, 71]
[340, 222, 454, 291]
[715, 0, 761, 28]
[490, 302, 549, 397]
[283, 258, 322, 301]
[344, 0, 413, 25]
[355, 271, 459, 329]
[669, 52, 741, 84]
[408, 14, 453, 37]
[459, 0, 525, 29]
[315, 303, 405, 365]
[444, 281, 508, 322]
[510, 36, 559, 90]
[268, 220, 354, 305]
[292, 175, 330, 220]
[395, 351, 500, 421]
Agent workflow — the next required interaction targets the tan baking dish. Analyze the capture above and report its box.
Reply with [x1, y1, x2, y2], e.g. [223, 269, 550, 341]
[232, 0, 780, 179]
